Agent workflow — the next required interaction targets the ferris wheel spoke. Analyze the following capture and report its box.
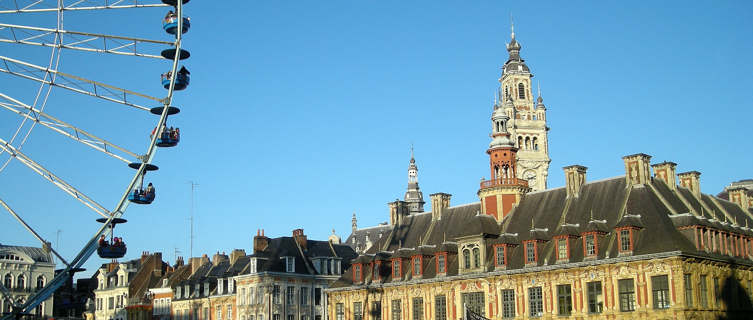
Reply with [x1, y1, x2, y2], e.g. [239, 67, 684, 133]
[0, 93, 142, 163]
[0, 198, 71, 266]
[0, 284, 19, 310]
[0, 23, 174, 59]
[0, 0, 168, 14]
[0, 137, 110, 217]
[0, 55, 161, 111]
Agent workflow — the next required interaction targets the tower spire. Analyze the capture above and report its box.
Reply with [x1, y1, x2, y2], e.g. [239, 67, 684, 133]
[404, 146, 425, 213]
[351, 211, 357, 232]
[510, 13, 515, 40]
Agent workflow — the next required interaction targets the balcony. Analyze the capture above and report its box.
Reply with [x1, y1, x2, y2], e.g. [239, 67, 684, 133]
[479, 178, 529, 189]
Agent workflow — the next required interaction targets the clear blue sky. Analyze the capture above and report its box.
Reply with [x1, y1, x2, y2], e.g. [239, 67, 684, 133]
[1, 1, 751, 277]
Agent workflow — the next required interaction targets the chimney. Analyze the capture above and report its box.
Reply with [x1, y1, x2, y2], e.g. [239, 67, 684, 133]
[429, 193, 452, 221]
[212, 252, 229, 266]
[292, 229, 308, 251]
[175, 256, 185, 267]
[230, 249, 246, 265]
[622, 153, 652, 186]
[141, 251, 151, 264]
[253, 229, 270, 254]
[388, 200, 410, 225]
[728, 187, 749, 210]
[563, 165, 587, 198]
[678, 171, 701, 197]
[152, 252, 163, 271]
[651, 161, 677, 190]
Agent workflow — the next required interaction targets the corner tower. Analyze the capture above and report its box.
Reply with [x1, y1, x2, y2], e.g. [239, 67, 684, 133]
[478, 101, 531, 221]
[403, 148, 425, 213]
[497, 22, 551, 191]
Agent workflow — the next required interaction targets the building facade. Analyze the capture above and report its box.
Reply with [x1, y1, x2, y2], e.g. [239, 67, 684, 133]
[0, 243, 55, 318]
[330, 30, 753, 320]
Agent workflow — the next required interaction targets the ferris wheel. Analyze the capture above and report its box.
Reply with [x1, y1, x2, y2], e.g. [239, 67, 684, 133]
[0, 0, 191, 318]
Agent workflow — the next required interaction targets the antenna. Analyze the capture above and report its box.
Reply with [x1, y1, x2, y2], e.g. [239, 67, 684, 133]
[189, 181, 199, 258]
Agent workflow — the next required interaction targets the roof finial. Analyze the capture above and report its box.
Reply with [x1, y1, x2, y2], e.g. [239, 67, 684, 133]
[410, 143, 414, 160]
[510, 13, 515, 40]
[531, 218, 534, 230]
[590, 209, 594, 221]
[537, 81, 541, 98]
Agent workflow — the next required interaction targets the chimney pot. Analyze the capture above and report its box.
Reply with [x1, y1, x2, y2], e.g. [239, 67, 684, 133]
[563, 165, 587, 198]
[622, 153, 652, 186]
[429, 193, 452, 221]
[678, 171, 702, 197]
[651, 161, 677, 190]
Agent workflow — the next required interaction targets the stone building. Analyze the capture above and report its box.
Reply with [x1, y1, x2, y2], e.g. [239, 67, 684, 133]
[329, 30, 753, 320]
[92, 252, 169, 320]
[0, 243, 55, 318]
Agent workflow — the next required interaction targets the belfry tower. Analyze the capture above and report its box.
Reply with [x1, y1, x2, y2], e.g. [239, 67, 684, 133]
[478, 100, 531, 221]
[403, 148, 425, 213]
[497, 22, 551, 191]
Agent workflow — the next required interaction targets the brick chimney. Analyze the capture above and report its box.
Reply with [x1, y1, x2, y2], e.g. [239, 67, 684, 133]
[429, 193, 451, 221]
[678, 171, 701, 197]
[292, 229, 307, 251]
[212, 252, 229, 266]
[651, 161, 677, 190]
[230, 249, 246, 265]
[253, 229, 270, 254]
[622, 153, 652, 186]
[140, 251, 151, 264]
[175, 256, 185, 267]
[728, 187, 750, 210]
[563, 165, 587, 198]
[388, 200, 410, 225]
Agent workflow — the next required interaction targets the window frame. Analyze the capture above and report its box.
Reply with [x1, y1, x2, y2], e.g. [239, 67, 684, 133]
[524, 241, 537, 264]
[353, 302, 363, 320]
[618, 278, 636, 312]
[434, 295, 446, 320]
[391, 299, 401, 320]
[684, 274, 693, 307]
[556, 284, 572, 316]
[412, 297, 423, 320]
[411, 256, 422, 276]
[391, 259, 402, 280]
[528, 287, 543, 317]
[586, 281, 603, 314]
[436, 253, 447, 274]
[500, 289, 515, 318]
[652, 275, 670, 309]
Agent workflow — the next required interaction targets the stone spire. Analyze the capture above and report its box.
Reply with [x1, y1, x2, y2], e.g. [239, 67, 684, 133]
[404, 146, 425, 213]
[351, 211, 357, 232]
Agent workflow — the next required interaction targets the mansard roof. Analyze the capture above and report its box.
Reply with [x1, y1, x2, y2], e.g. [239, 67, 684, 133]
[333, 174, 753, 289]
[0, 243, 54, 264]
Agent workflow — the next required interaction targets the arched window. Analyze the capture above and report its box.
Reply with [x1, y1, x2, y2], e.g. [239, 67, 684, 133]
[518, 83, 525, 99]
[4, 274, 12, 289]
[525, 137, 531, 150]
[463, 249, 471, 269]
[532, 115, 537, 121]
[37, 275, 45, 289]
[472, 248, 481, 268]
[518, 136, 523, 149]
[533, 137, 539, 151]
[35, 303, 43, 316]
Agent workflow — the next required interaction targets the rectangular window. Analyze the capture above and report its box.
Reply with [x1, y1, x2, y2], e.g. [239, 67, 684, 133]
[412, 298, 423, 320]
[412, 257, 421, 276]
[461, 292, 484, 317]
[354, 302, 363, 320]
[699, 275, 708, 308]
[620, 229, 631, 251]
[587, 281, 603, 314]
[286, 257, 295, 272]
[227, 305, 232, 320]
[288, 315, 294, 320]
[585, 234, 596, 256]
[273, 285, 281, 305]
[684, 274, 693, 307]
[434, 295, 446, 320]
[618, 279, 636, 312]
[108, 297, 114, 310]
[371, 301, 382, 320]
[557, 284, 572, 316]
[286, 286, 295, 305]
[300, 287, 309, 305]
[525, 242, 536, 264]
[315, 288, 322, 305]
[336, 304, 344, 320]
[714, 276, 720, 307]
[273, 315, 280, 320]
[557, 239, 567, 260]
[501, 289, 515, 318]
[495, 246, 506, 266]
[216, 306, 222, 320]
[528, 287, 543, 317]
[437, 254, 446, 273]
[391, 300, 401, 320]
[241, 288, 246, 305]
[373, 262, 381, 280]
[392, 260, 401, 279]
[203, 308, 208, 320]
[354, 264, 362, 282]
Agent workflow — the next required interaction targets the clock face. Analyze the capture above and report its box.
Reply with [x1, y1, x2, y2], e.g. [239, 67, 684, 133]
[523, 170, 537, 187]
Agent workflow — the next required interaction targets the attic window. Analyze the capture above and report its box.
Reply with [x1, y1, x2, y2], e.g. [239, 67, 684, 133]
[285, 257, 295, 273]
[494, 245, 507, 267]
[524, 241, 537, 264]
[373, 261, 381, 281]
[556, 237, 569, 261]
[436, 253, 447, 274]
[391, 259, 402, 279]
[353, 264, 363, 283]
[584, 233, 597, 257]
[618, 228, 634, 252]
[412, 256, 422, 276]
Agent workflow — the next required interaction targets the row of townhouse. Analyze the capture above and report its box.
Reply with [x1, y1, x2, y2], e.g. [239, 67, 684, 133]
[139, 228, 356, 320]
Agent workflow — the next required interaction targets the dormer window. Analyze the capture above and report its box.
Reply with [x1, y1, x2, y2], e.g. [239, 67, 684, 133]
[228, 279, 234, 293]
[373, 261, 382, 281]
[249, 258, 257, 273]
[555, 236, 570, 262]
[524, 241, 538, 265]
[176, 286, 182, 299]
[391, 259, 402, 280]
[411, 256, 422, 276]
[584, 233, 597, 258]
[472, 248, 481, 268]
[204, 282, 210, 296]
[493, 245, 508, 268]
[462, 249, 471, 269]
[617, 228, 635, 253]
[285, 257, 295, 273]
[353, 264, 363, 283]
[335, 260, 342, 274]
[436, 253, 447, 274]
[217, 279, 224, 295]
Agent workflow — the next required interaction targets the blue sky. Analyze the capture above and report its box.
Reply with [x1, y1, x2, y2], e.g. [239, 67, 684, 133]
[0, 1, 751, 276]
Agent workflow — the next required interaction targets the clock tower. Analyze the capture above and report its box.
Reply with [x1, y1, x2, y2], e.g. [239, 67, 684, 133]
[497, 22, 551, 191]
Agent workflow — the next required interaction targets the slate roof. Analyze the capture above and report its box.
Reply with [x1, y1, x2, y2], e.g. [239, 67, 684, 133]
[334, 175, 753, 289]
[0, 243, 54, 263]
